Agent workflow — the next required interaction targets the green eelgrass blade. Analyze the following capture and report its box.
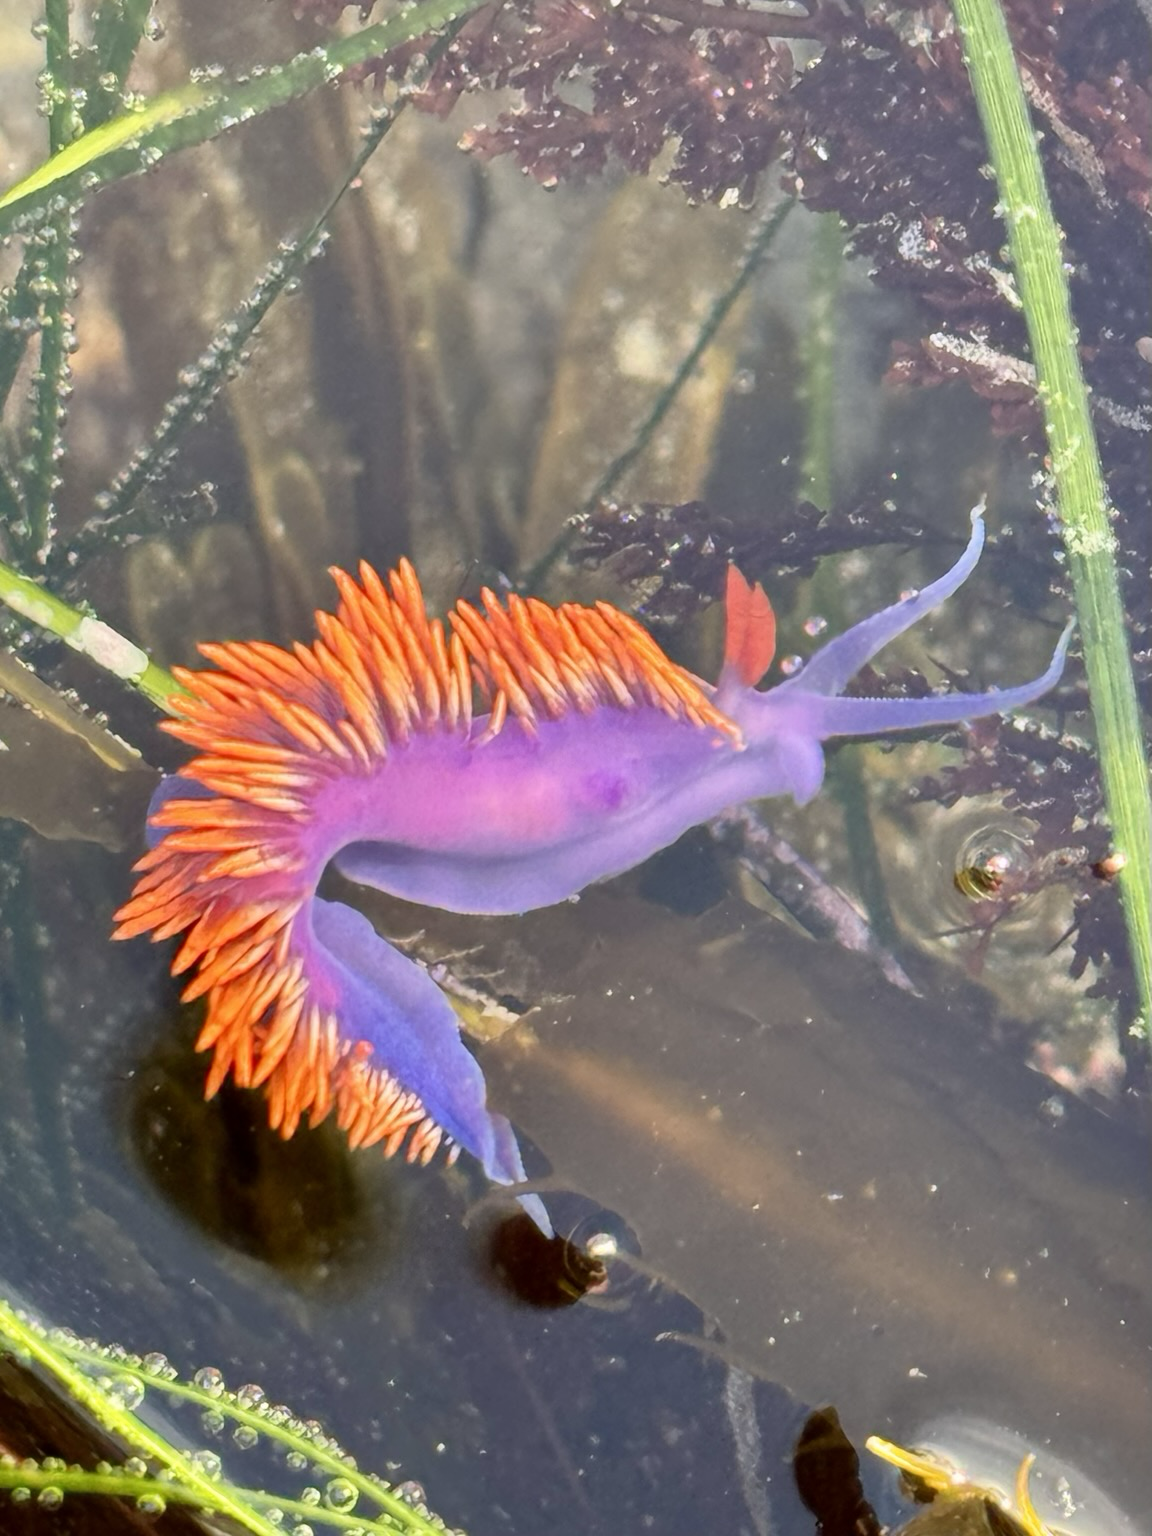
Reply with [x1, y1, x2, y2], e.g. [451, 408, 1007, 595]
[87, 0, 156, 127]
[0, 1300, 451, 1533]
[0, 554, 182, 709]
[0, 1303, 280, 1536]
[0, 84, 204, 215]
[19, 0, 80, 563]
[0, 0, 159, 427]
[952, 0, 1152, 1033]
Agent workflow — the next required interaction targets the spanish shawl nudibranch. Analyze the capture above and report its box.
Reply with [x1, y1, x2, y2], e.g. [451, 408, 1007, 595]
[114, 509, 1070, 1233]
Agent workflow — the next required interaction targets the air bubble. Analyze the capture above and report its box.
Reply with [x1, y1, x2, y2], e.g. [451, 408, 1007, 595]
[564, 1209, 643, 1301]
[233, 1424, 259, 1450]
[952, 824, 1033, 903]
[324, 1478, 359, 1512]
[194, 1366, 226, 1397]
[108, 1373, 145, 1409]
[187, 1449, 222, 1480]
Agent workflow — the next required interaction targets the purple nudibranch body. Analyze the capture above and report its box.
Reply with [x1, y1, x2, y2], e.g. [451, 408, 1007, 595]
[116, 509, 1071, 1233]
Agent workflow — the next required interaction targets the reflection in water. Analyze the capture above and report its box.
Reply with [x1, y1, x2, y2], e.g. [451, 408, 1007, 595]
[794, 1407, 881, 1536]
[14, 832, 1143, 1534]
[463, 885, 1150, 1514]
[2, 750, 1148, 1536]
[867, 1417, 1145, 1536]
[480, 1210, 602, 1310]
[1, 734, 1147, 1533]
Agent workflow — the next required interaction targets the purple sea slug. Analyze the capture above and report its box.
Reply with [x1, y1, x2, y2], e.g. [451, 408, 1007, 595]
[114, 509, 1070, 1232]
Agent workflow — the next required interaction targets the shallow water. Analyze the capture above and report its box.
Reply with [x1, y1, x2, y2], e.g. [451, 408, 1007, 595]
[2, 828, 1147, 1533]
[1, 3, 1149, 1532]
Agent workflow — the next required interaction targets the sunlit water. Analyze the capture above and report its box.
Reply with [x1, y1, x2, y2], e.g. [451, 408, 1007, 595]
[0, 5, 1148, 1533]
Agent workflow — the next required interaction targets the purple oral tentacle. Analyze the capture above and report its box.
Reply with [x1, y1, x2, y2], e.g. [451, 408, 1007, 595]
[777, 507, 986, 699]
[798, 619, 1073, 740]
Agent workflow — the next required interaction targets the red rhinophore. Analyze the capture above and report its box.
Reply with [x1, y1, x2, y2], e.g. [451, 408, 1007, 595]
[723, 563, 776, 688]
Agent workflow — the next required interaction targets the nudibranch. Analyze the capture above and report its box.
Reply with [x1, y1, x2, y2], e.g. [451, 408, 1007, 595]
[114, 509, 1069, 1232]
